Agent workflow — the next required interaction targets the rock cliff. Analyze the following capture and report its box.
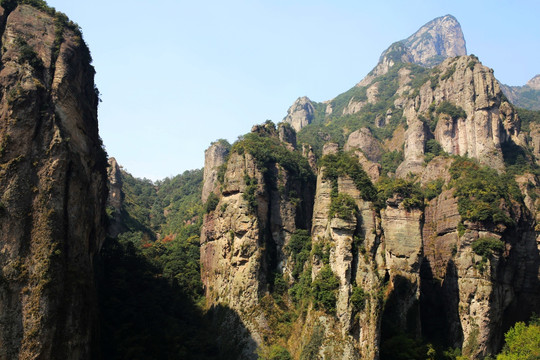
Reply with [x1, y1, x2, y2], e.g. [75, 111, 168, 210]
[358, 14, 466, 87]
[203, 14, 540, 360]
[201, 139, 230, 204]
[283, 96, 316, 132]
[0, 3, 107, 359]
[201, 122, 315, 358]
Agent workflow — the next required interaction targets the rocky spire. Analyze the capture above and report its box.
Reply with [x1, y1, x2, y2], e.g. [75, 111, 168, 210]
[380, 14, 467, 68]
[0, 4, 108, 358]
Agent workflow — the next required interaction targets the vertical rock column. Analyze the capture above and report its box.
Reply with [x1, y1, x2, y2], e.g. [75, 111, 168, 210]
[0, 4, 107, 360]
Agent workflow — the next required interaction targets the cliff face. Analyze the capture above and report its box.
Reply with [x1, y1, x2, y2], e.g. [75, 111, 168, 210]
[201, 140, 230, 204]
[201, 123, 315, 358]
[0, 4, 107, 359]
[397, 55, 520, 176]
[202, 14, 540, 360]
[283, 96, 316, 133]
[106, 157, 125, 238]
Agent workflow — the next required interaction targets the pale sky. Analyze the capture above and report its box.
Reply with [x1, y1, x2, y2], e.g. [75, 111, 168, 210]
[45, 0, 540, 180]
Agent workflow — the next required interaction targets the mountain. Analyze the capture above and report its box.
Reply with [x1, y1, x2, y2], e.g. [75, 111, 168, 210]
[284, 14, 466, 134]
[202, 15, 540, 360]
[500, 74, 540, 110]
[1, 3, 539, 359]
[380, 14, 467, 68]
[0, 2, 108, 358]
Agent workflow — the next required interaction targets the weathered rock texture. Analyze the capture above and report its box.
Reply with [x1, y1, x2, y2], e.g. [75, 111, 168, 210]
[201, 140, 230, 204]
[283, 96, 315, 132]
[0, 4, 107, 360]
[106, 157, 125, 238]
[205, 14, 540, 360]
[358, 14, 466, 88]
[380, 14, 466, 68]
[397, 55, 521, 176]
[201, 125, 314, 359]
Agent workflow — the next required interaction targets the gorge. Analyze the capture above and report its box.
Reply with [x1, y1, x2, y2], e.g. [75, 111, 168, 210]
[0, 2, 538, 360]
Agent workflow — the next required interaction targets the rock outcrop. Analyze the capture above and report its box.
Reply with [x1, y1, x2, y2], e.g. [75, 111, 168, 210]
[397, 55, 520, 176]
[106, 157, 125, 238]
[380, 14, 466, 68]
[0, 4, 107, 359]
[201, 124, 315, 358]
[201, 140, 230, 204]
[204, 14, 540, 360]
[283, 96, 315, 132]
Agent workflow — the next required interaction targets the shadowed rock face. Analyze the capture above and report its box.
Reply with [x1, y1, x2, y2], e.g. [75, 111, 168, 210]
[0, 4, 107, 359]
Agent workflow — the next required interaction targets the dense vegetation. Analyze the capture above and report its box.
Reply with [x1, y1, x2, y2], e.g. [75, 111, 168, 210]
[284, 229, 312, 279]
[311, 265, 340, 313]
[376, 177, 425, 211]
[496, 317, 540, 359]
[320, 151, 377, 202]
[231, 121, 314, 185]
[449, 157, 522, 227]
[297, 63, 433, 156]
[99, 168, 213, 359]
[517, 107, 540, 133]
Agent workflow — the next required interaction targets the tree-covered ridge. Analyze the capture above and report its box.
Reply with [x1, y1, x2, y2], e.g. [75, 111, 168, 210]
[320, 151, 377, 202]
[517, 107, 540, 133]
[112, 168, 205, 301]
[117, 168, 203, 240]
[296, 62, 442, 157]
[230, 121, 314, 184]
[99, 168, 210, 359]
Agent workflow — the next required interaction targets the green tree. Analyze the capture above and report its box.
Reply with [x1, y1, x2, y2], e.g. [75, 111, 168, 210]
[312, 265, 339, 313]
[497, 320, 540, 360]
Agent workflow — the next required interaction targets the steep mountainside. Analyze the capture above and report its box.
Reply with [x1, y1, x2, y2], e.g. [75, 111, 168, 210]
[380, 14, 467, 68]
[500, 74, 540, 110]
[202, 15, 540, 360]
[283, 15, 466, 135]
[0, 2, 108, 359]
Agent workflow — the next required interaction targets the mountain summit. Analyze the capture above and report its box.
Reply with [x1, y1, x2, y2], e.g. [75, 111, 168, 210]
[287, 15, 468, 131]
[379, 14, 467, 68]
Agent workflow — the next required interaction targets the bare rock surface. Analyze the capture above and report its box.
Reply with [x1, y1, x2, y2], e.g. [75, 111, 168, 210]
[283, 96, 315, 132]
[0, 4, 107, 359]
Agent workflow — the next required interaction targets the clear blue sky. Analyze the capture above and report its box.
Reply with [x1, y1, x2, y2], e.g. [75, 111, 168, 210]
[46, 0, 540, 180]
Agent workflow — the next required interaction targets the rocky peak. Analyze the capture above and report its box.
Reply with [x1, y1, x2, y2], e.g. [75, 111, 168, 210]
[358, 15, 466, 87]
[283, 96, 315, 132]
[380, 14, 466, 68]
[202, 140, 230, 203]
[526, 74, 540, 90]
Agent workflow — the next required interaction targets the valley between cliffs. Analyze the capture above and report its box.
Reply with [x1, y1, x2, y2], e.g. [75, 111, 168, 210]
[0, 4, 539, 360]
